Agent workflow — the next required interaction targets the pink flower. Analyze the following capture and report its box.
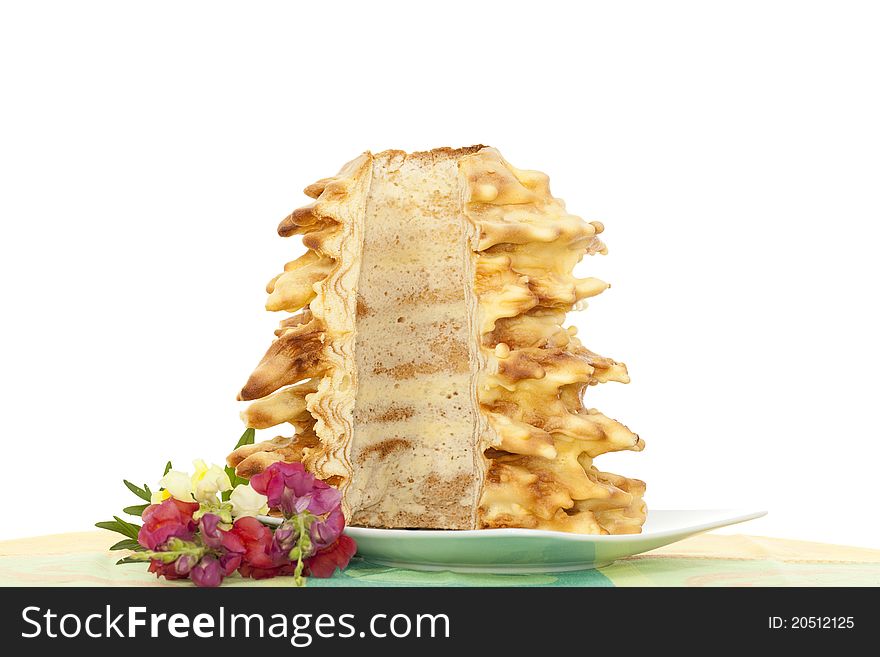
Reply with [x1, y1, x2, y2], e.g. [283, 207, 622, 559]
[138, 498, 199, 550]
[219, 523, 246, 556]
[132, 461, 355, 586]
[223, 516, 289, 572]
[198, 514, 224, 550]
[307, 481, 343, 516]
[305, 535, 357, 578]
[190, 555, 224, 587]
[271, 519, 301, 559]
[148, 558, 187, 580]
[196, 514, 243, 575]
[219, 551, 242, 576]
[309, 507, 345, 551]
[250, 462, 341, 517]
[174, 554, 198, 576]
[238, 561, 297, 580]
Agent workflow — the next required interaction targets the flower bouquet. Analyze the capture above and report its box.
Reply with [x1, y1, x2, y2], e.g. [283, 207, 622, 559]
[97, 429, 356, 587]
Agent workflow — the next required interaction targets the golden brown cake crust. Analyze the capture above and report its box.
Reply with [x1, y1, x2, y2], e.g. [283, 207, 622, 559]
[230, 153, 372, 511]
[373, 145, 487, 162]
[460, 147, 646, 534]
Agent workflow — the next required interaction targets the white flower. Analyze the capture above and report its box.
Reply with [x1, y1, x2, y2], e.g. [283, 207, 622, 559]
[159, 469, 196, 503]
[191, 459, 232, 504]
[152, 459, 233, 507]
[229, 483, 269, 518]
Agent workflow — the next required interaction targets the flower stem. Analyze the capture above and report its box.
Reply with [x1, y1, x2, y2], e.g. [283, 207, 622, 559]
[127, 538, 206, 564]
[291, 513, 310, 587]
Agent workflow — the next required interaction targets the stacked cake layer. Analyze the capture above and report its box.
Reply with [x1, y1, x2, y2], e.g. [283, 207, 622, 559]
[229, 146, 646, 534]
[345, 149, 483, 529]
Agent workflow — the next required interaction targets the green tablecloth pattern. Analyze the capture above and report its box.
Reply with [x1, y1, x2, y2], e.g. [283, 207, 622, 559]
[1, 531, 878, 587]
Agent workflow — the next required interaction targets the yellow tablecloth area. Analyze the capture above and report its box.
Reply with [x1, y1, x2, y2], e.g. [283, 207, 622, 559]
[1, 531, 878, 587]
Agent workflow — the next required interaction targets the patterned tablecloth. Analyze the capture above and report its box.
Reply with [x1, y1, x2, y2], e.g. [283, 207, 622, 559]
[1, 531, 878, 587]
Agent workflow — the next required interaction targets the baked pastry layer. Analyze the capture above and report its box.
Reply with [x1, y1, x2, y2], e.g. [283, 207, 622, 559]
[461, 148, 645, 533]
[229, 146, 646, 534]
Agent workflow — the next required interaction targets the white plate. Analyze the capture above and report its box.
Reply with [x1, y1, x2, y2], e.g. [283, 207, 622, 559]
[342, 509, 766, 573]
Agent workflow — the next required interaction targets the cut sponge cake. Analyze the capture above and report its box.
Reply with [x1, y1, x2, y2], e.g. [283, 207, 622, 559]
[229, 146, 646, 534]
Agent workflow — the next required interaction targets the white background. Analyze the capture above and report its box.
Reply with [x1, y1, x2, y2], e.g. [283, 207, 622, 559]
[1, 1, 878, 548]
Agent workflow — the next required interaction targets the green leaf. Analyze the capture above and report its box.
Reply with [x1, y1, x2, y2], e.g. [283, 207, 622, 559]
[163, 460, 173, 476]
[234, 427, 255, 450]
[95, 520, 128, 536]
[109, 538, 143, 551]
[116, 557, 142, 565]
[143, 483, 152, 496]
[112, 515, 141, 540]
[222, 465, 244, 501]
[123, 504, 149, 517]
[123, 480, 151, 502]
[222, 428, 256, 500]
[96, 518, 141, 540]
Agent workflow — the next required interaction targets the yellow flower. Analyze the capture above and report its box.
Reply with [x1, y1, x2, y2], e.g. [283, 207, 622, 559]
[191, 460, 232, 504]
[150, 488, 171, 504]
[190, 459, 210, 487]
